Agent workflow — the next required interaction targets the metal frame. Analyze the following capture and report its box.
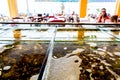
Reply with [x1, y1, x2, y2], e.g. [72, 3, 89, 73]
[0, 22, 120, 25]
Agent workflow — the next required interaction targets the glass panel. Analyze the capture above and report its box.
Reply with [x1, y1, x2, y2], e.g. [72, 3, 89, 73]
[44, 24, 120, 80]
[47, 41, 120, 80]
[0, 24, 56, 41]
[0, 23, 53, 80]
[55, 25, 120, 41]
[1, 23, 120, 80]
[0, 40, 49, 80]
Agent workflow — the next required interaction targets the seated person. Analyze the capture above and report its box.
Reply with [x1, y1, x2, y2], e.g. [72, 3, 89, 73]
[110, 15, 120, 35]
[97, 8, 109, 23]
[110, 15, 119, 35]
[110, 15, 118, 23]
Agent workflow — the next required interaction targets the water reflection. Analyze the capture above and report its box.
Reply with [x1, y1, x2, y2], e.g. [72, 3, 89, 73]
[110, 28, 119, 41]
[48, 41, 120, 80]
[77, 28, 85, 40]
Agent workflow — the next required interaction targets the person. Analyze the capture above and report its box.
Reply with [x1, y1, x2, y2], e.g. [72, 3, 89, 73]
[37, 14, 43, 22]
[69, 11, 76, 22]
[76, 14, 80, 22]
[110, 15, 118, 23]
[97, 8, 109, 23]
[110, 15, 119, 39]
[69, 11, 80, 22]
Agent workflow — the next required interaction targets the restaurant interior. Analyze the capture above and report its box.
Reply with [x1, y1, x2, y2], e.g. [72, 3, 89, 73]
[0, 0, 120, 80]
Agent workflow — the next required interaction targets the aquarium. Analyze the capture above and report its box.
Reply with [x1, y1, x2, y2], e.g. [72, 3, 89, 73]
[0, 22, 120, 80]
[42, 23, 120, 80]
[0, 41, 49, 80]
[0, 23, 55, 80]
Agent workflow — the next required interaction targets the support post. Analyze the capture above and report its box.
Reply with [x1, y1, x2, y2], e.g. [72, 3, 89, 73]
[8, 0, 18, 19]
[79, 0, 88, 18]
[115, 0, 120, 17]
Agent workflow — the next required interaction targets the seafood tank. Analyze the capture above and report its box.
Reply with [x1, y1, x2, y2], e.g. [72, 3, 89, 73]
[0, 41, 48, 80]
[41, 24, 120, 80]
[0, 23, 120, 80]
[0, 23, 56, 80]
